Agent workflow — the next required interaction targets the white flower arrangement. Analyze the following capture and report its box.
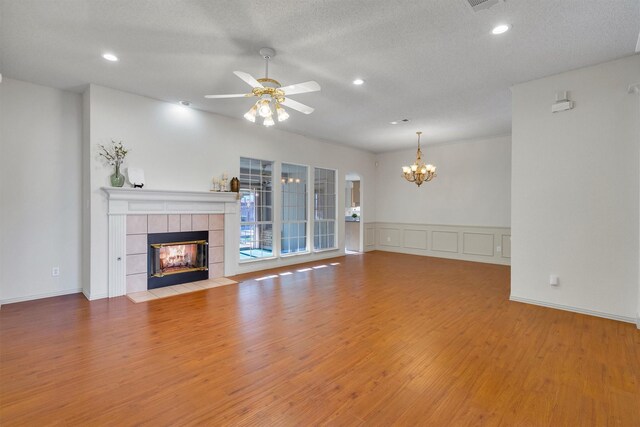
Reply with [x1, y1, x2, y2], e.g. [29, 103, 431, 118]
[98, 140, 129, 167]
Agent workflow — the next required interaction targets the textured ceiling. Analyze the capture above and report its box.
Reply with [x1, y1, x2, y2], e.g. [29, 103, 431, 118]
[1, 0, 638, 152]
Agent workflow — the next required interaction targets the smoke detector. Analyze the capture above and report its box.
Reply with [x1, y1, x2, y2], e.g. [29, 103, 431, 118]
[466, 0, 501, 12]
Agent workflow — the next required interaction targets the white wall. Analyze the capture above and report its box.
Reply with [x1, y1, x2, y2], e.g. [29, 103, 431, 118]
[85, 84, 377, 299]
[511, 55, 640, 322]
[375, 135, 511, 227]
[0, 78, 83, 304]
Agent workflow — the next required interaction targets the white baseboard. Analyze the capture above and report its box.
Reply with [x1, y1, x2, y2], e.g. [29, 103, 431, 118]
[82, 290, 108, 301]
[0, 288, 83, 305]
[510, 295, 636, 325]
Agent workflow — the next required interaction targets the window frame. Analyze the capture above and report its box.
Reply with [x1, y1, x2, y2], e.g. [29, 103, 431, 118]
[312, 167, 338, 252]
[280, 162, 310, 257]
[239, 157, 276, 263]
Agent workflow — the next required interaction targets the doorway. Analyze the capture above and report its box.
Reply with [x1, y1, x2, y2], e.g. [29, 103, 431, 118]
[345, 172, 362, 253]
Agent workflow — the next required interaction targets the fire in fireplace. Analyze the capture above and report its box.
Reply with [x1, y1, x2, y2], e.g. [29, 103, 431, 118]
[147, 231, 209, 289]
[151, 240, 206, 276]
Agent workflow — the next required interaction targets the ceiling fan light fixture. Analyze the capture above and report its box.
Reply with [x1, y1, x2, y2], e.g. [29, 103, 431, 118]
[258, 99, 272, 118]
[276, 103, 289, 122]
[263, 115, 275, 127]
[204, 47, 320, 127]
[244, 104, 258, 122]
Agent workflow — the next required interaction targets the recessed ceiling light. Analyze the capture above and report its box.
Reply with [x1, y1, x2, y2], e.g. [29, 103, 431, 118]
[390, 121, 398, 125]
[179, 101, 191, 106]
[102, 53, 119, 62]
[353, 78, 364, 85]
[491, 24, 510, 35]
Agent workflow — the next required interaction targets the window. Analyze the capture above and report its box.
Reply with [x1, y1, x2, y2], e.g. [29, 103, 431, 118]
[313, 168, 336, 250]
[239, 157, 273, 260]
[281, 163, 308, 254]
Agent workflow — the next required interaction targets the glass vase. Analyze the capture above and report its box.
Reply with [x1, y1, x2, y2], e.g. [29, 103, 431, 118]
[110, 164, 125, 187]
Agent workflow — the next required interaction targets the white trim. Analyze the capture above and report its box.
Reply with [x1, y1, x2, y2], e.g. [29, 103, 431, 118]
[313, 247, 340, 254]
[235, 248, 346, 275]
[102, 187, 237, 215]
[280, 250, 311, 258]
[238, 256, 278, 265]
[83, 290, 109, 301]
[509, 295, 636, 324]
[102, 187, 238, 203]
[1, 288, 83, 305]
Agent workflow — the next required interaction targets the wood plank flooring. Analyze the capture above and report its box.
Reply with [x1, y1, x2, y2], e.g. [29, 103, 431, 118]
[1, 252, 639, 426]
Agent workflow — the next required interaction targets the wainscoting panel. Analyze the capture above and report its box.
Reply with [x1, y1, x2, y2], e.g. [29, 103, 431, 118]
[403, 229, 428, 250]
[378, 228, 401, 247]
[462, 232, 494, 257]
[501, 234, 511, 258]
[432, 231, 458, 253]
[364, 224, 376, 251]
[374, 222, 510, 266]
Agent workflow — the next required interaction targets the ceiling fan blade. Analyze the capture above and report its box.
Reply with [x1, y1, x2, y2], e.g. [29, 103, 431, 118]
[204, 93, 253, 99]
[281, 97, 314, 115]
[233, 71, 264, 88]
[279, 81, 321, 96]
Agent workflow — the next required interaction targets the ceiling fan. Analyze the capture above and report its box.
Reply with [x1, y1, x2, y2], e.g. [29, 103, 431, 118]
[205, 47, 321, 127]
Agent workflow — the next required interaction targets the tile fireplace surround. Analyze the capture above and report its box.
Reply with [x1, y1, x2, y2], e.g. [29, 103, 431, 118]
[102, 188, 239, 298]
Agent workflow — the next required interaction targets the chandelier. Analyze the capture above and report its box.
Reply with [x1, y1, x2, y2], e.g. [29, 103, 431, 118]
[402, 131, 437, 186]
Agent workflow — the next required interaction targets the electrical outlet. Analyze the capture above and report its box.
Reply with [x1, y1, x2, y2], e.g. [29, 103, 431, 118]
[497, 245, 501, 252]
[386, 236, 391, 242]
[52, 267, 60, 277]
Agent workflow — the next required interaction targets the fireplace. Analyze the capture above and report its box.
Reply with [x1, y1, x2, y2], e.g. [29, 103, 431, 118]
[147, 231, 209, 289]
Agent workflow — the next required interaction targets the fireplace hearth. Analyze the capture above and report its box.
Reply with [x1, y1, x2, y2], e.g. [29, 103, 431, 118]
[147, 231, 209, 289]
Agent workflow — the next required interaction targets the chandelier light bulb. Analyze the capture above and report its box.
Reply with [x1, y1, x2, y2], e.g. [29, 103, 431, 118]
[276, 103, 290, 122]
[263, 115, 275, 127]
[244, 104, 258, 122]
[258, 100, 272, 118]
[402, 166, 411, 173]
[411, 164, 418, 172]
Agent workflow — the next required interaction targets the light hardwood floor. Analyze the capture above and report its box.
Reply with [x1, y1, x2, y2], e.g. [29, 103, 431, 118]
[1, 252, 639, 425]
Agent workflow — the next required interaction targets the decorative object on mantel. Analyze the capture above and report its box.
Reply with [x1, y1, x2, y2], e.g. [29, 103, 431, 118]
[230, 177, 239, 193]
[98, 140, 129, 187]
[204, 47, 320, 127]
[127, 167, 145, 188]
[401, 131, 437, 187]
[211, 172, 229, 192]
[230, 177, 240, 200]
[221, 172, 228, 191]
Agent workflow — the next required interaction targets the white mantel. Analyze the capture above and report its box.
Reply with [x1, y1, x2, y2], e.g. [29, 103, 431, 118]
[102, 187, 239, 215]
[101, 187, 240, 298]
